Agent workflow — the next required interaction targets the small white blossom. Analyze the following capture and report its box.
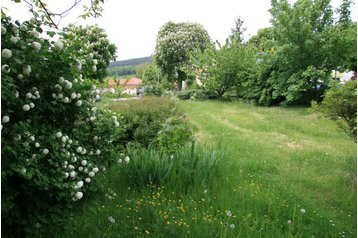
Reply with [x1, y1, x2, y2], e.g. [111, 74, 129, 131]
[77, 93, 81, 98]
[124, 156, 130, 164]
[56, 132, 62, 138]
[75, 100, 83, 107]
[20, 24, 28, 31]
[76, 181, 84, 188]
[89, 53, 94, 58]
[85, 177, 91, 183]
[78, 166, 84, 171]
[10, 36, 19, 44]
[54, 41, 64, 50]
[23, 65, 31, 76]
[31, 42, 41, 51]
[63, 97, 70, 103]
[2, 49, 12, 59]
[81, 160, 87, 166]
[71, 92, 77, 99]
[93, 59, 98, 65]
[64, 172, 69, 178]
[2, 116, 10, 123]
[95, 149, 101, 155]
[75, 191, 83, 200]
[35, 142, 40, 148]
[29, 102, 35, 108]
[29, 136, 35, 141]
[118, 159, 122, 163]
[70, 171, 76, 178]
[88, 171, 95, 177]
[108, 216, 115, 223]
[92, 167, 99, 173]
[29, 30, 39, 37]
[91, 85, 96, 90]
[2, 64, 10, 73]
[230, 224, 235, 229]
[68, 165, 75, 170]
[226, 211, 232, 217]
[300, 208, 306, 214]
[65, 81, 72, 89]
[17, 74, 24, 80]
[23, 104, 31, 111]
[61, 136, 67, 143]
[42, 148, 49, 155]
[287, 220, 292, 224]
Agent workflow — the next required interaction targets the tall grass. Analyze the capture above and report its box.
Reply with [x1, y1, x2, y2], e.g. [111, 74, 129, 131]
[120, 143, 226, 192]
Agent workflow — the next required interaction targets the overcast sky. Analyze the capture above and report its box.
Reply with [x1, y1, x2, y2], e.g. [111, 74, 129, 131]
[2, 0, 357, 60]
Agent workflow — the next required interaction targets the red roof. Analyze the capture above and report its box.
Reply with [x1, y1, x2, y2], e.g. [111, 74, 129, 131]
[119, 77, 142, 86]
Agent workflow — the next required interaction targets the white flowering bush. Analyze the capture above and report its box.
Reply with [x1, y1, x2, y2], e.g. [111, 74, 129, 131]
[1, 17, 123, 237]
[154, 21, 211, 88]
[61, 24, 117, 81]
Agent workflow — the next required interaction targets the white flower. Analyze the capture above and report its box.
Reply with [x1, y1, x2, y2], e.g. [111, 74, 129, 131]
[75, 191, 83, 200]
[124, 156, 130, 164]
[10, 36, 19, 44]
[15, 91, 19, 98]
[81, 160, 87, 166]
[108, 216, 115, 223]
[20, 24, 28, 31]
[23, 104, 31, 111]
[75, 100, 82, 107]
[32, 42, 41, 51]
[76, 181, 84, 188]
[58, 93, 63, 99]
[230, 224, 235, 229]
[287, 220, 292, 224]
[93, 59, 98, 65]
[95, 149, 101, 155]
[92, 167, 99, 173]
[92, 65, 97, 71]
[23, 65, 31, 76]
[29, 30, 39, 37]
[91, 85, 96, 90]
[17, 74, 24, 80]
[89, 53, 94, 58]
[76, 146, 83, 153]
[68, 165, 75, 170]
[56, 132, 62, 138]
[26, 92, 33, 99]
[77, 166, 83, 172]
[29, 136, 35, 141]
[118, 159, 122, 163]
[75, 61, 82, 70]
[70, 171, 76, 178]
[1, 25, 6, 35]
[226, 211, 232, 217]
[61, 136, 67, 143]
[2, 64, 10, 73]
[300, 208, 306, 214]
[54, 41, 64, 50]
[77, 93, 81, 99]
[2, 116, 10, 123]
[85, 178, 91, 183]
[88, 171, 95, 177]
[29, 102, 35, 108]
[115, 122, 119, 127]
[35, 142, 40, 148]
[65, 81, 72, 89]
[71, 92, 77, 99]
[2, 49, 12, 59]
[64, 172, 69, 178]
[93, 136, 98, 141]
[204, 189, 208, 194]
[42, 148, 49, 155]
[63, 97, 70, 103]
[58, 77, 65, 84]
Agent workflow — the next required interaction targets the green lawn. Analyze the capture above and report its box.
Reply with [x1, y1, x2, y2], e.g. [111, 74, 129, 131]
[59, 99, 356, 238]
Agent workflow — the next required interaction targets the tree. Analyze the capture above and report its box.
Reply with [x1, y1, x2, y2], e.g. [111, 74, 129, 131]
[231, 16, 247, 43]
[154, 21, 211, 90]
[61, 24, 117, 81]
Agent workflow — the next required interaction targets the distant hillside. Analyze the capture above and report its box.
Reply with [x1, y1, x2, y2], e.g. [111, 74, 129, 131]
[109, 56, 152, 67]
[107, 56, 153, 77]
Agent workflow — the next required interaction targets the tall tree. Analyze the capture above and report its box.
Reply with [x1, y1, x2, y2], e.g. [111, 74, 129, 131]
[231, 16, 247, 43]
[154, 21, 211, 90]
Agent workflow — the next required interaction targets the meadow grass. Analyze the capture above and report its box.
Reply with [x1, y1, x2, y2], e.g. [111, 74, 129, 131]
[57, 99, 356, 238]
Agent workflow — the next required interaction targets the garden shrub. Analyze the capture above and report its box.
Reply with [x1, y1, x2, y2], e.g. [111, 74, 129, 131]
[105, 96, 177, 147]
[143, 83, 164, 96]
[176, 89, 217, 100]
[312, 80, 357, 141]
[119, 144, 225, 192]
[1, 17, 123, 237]
[157, 115, 197, 152]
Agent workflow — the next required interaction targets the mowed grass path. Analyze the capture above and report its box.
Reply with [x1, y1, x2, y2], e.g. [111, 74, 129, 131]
[179, 100, 356, 237]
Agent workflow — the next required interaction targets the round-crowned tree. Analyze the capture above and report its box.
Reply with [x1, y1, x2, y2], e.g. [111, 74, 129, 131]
[154, 21, 211, 90]
[1, 17, 123, 237]
[61, 24, 117, 81]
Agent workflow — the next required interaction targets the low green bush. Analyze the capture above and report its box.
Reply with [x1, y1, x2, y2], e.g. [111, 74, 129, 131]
[106, 96, 177, 147]
[312, 80, 357, 142]
[176, 89, 217, 100]
[143, 83, 164, 96]
[119, 144, 225, 192]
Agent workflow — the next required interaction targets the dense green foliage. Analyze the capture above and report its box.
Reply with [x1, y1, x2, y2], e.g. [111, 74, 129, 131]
[314, 80, 357, 141]
[103, 97, 177, 148]
[154, 21, 211, 89]
[1, 16, 122, 237]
